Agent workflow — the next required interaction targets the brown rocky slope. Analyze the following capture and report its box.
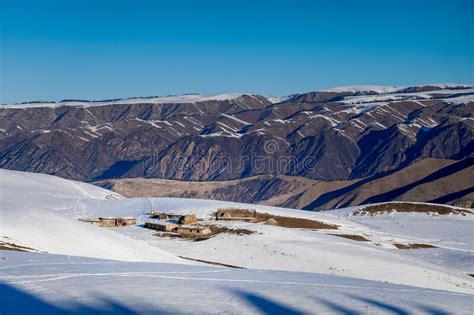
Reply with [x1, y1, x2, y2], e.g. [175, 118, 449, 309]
[95, 158, 474, 210]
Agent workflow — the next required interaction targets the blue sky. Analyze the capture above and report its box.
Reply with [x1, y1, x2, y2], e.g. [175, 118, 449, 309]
[1, 0, 473, 103]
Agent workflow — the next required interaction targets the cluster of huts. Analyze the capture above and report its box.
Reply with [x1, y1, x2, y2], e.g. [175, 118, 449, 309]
[77, 208, 260, 242]
[145, 212, 212, 239]
[80, 217, 137, 227]
[144, 208, 258, 239]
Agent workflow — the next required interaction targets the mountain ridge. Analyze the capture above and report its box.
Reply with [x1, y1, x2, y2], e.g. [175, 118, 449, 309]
[2, 83, 472, 108]
[1, 83, 472, 208]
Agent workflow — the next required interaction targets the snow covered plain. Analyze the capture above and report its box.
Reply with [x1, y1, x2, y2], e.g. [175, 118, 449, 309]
[1, 169, 473, 314]
[2, 251, 473, 314]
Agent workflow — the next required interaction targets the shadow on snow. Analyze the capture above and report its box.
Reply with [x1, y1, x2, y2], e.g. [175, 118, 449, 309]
[0, 282, 455, 315]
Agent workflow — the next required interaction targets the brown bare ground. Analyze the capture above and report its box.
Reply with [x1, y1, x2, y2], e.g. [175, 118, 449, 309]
[329, 234, 370, 242]
[254, 213, 338, 230]
[198, 223, 254, 236]
[212, 208, 337, 229]
[354, 202, 472, 216]
[0, 241, 36, 252]
[393, 243, 437, 249]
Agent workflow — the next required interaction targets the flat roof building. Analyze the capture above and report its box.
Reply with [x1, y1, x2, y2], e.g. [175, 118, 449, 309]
[173, 226, 212, 238]
[216, 209, 256, 222]
[145, 221, 178, 232]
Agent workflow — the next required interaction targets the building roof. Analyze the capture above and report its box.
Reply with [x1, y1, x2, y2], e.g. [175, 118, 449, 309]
[79, 218, 100, 222]
[98, 216, 136, 220]
[147, 221, 177, 226]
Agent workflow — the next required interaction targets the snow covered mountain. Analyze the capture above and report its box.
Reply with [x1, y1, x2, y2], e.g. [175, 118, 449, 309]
[0, 84, 472, 209]
[1, 170, 473, 313]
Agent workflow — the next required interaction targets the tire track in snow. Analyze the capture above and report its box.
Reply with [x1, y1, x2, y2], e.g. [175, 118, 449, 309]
[2, 270, 471, 297]
[1, 269, 231, 282]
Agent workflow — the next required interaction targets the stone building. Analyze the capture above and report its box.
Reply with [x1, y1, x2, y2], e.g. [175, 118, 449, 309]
[174, 226, 212, 238]
[216, 209, 256, 222]
[178, 214, 198, 225]
[150, 212, 182, 220]
[144, 221, 178, 232]
[97, 217, 137, 227]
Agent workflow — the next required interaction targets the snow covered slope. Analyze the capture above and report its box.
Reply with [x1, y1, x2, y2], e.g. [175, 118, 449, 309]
[0, 170, 183, 264]
[76, 197, 472, 294]
[1, 251, 472, 315]
[1, 170, 473, 297]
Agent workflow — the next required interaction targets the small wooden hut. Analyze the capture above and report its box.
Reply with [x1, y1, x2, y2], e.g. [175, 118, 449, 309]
[150, 212, 182, 220]
[178, 214, 198, 225]
[215, 209, 256, 222]
[98, 217, 117, 227]
[144, 221, 178, 232]
[173, 226, 212, 238]
[97, 217, 137, 227]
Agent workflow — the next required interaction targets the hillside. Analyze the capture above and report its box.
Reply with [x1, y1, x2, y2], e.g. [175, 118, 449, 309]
[1, 170, 473, 294]
[1, 170, 473, 313]
[0, 169, 183, 264]
[96, 158, 474, 210]
[1, 84, 472, 189]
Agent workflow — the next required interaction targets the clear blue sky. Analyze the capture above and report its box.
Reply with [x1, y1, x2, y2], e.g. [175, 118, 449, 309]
[1, 0, 473, 103]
